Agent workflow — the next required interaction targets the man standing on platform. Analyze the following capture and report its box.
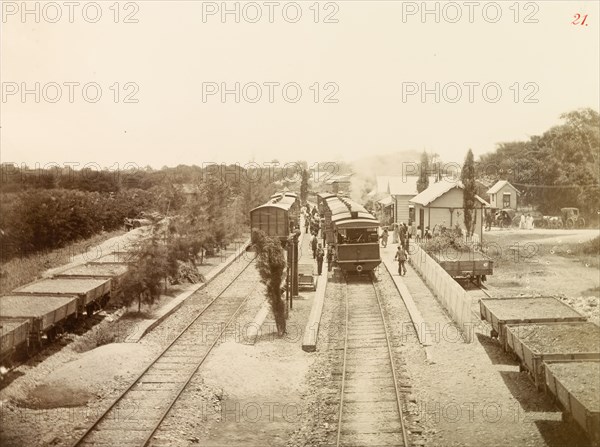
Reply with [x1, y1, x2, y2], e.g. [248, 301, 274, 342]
[326, 244, 334, 272]
[394, 245, 407, 276]
[311, 233, 318, 259]
[316, 243, 325, 275]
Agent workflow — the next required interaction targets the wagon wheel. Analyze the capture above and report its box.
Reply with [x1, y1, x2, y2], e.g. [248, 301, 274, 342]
[566, 218, 575, 229]
[555, 220, 563, 229]
[502, 219, 511, 229]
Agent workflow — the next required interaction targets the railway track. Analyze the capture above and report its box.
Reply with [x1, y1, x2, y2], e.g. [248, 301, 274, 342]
[72, 257, 257, 447]
[336, 276, 409, 447]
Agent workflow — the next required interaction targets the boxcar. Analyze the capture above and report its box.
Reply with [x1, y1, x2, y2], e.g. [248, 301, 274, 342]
[0, 295, 79, 346]
[250, 192, 300, 245]
[323, 195, 381, 274]
[13, 277, 112, 316]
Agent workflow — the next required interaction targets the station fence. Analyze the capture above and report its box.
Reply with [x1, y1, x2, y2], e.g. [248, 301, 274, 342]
[409, 244, 473, 342]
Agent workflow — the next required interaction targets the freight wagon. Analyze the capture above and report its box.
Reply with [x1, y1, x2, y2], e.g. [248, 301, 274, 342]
[505, 321, 600, 389]
[544, 360, 600, 445]
[13, 277, 111, 316]
[55, 263, 129, 300]
[0, 295, 79, 351]
[250, 192, 300, 245]
[0, 319, 30, 367]
[479, 297, 587, 350]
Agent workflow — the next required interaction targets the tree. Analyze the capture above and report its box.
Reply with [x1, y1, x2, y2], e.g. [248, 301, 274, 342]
[121, 223, 170, 312]
[417, 151, 430, 193]
[252, 230, 287, 336]
[462, 149, 477, 237]
[300, 169, 309, 205]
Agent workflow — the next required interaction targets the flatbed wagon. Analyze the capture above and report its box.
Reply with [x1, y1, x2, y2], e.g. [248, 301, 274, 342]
[479, 297, 587, 349]
[0, 295, 79, 347]
[505, 321, 600, 389]
[429, 248, 493, 285]
[0, 318, 30, 366]
[544, 360, 600, 445]
[13, 277, 112, 316]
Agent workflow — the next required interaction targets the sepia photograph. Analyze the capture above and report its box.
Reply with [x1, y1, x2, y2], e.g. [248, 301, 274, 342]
[1, 1, 599, 446]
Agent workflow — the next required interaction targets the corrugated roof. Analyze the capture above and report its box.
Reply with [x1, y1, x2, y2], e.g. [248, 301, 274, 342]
[410, 181, 489, 206]
[377, 196, 394, 206]
[487, 180, 520, 195]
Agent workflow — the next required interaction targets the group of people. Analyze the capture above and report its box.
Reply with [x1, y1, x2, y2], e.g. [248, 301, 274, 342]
[303, 205, 321, 236]
[519, 214, 535, 230]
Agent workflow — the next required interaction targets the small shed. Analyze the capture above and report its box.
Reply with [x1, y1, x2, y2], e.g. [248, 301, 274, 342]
[410, 181, 489, 240]
[486, 180, 520, 210]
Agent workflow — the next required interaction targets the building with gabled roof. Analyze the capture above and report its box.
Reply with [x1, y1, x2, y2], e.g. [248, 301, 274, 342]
[486, 180, 520, 210]
[410, 180, 489, 241]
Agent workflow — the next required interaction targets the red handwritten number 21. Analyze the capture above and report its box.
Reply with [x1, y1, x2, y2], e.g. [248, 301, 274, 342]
[572, 14, 588, 25]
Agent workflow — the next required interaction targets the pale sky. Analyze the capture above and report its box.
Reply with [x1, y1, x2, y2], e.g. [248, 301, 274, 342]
[1, 1, 599, 169]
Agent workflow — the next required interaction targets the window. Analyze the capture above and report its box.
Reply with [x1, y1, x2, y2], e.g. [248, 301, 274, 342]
[503, 193, 511, 208]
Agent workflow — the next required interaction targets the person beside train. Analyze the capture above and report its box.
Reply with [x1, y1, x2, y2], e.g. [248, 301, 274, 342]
[316, 243, 325, 275]
[380, 227, 389, 248]
[326, 244, 334, 272]
[394, 245, 408, 276]
[311, 234, 318, 259]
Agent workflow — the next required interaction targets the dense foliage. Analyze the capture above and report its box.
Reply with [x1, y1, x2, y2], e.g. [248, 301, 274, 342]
[0, 163, 283, 263]
[0, 188, 153, 260]
[477, 108, 599, 217]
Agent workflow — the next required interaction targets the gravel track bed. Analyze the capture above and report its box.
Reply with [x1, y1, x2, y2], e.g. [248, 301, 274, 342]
[147, 266, 266, 446]
[287, 268, 424, 447]
[0, 256, 254, 447]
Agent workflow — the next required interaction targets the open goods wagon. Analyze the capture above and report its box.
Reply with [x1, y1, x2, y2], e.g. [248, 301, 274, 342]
[429, 249, 493, 286]
[479, 297, 587, 350]
[0, 295, 79, 348]
[0, 319, 30, 366]
[13, 277, 111, 316]
[55, 263, 129, 298]
[505, 321, 600, 389]
[544, 360, 600, 445]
